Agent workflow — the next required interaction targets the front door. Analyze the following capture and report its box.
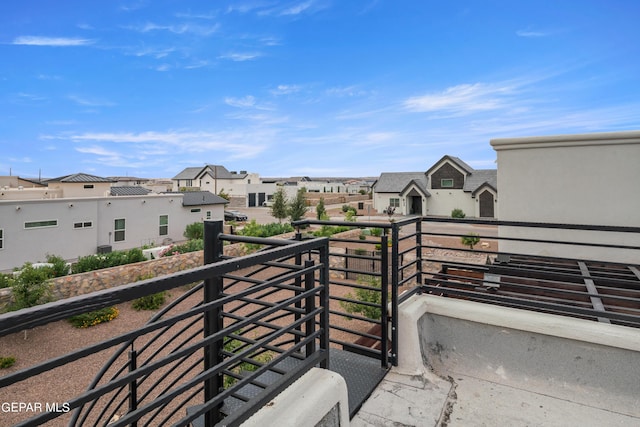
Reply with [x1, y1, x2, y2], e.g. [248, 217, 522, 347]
[479, 190, 494, 217]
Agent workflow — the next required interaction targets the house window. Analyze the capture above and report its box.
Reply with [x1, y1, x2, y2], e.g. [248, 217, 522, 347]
[390, 198, 400, 208]
[114, 218, 126, 242]
[84, 184, 94, 189]
[206, 211, 212, 219]
[73, 221, 93, 229]
[185, 179, 193, 187]
[0, 229, 3, 250]
[25, 220, 58, 229]
[159, 215, 169, 236]
[190, 208, 201, 213]
[441, 179, 454, 188]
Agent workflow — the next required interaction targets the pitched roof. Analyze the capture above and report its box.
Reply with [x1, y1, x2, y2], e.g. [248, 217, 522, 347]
[425, 155, 475, 176]
[172, 165, 249, 181]
[400, 178, 431, 198]
[373, 172, 427, 193]
[179, 191, 229, 206]
[110, 186, 152, 196]
[46, 173, 114, 183]
[463, 169, 497, 194]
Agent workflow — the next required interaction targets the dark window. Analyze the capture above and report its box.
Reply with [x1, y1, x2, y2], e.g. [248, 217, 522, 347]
[114, 218, 126, 242]
[84, 184, 94, 189]
[159, 215, 169, 236]
[25, 220, 58, 229]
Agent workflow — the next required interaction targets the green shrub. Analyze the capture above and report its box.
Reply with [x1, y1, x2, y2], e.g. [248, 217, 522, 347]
[451, 208, 466, 219]
[370, 228, 383, 237]
[10, 264, 53, 310]
[340, 276, 382, 320]
[238, 220, 294, 251]
[312, 225, 352, 237]
[461, 233, 481, 250]
[132, 292, 167, 311]
[184, 222, 204, 240]
[68, 307, 119, 328]
[160, 239, 204, 256]
[72, 248, 147, 274]
[0, 273, 15, 289]
[0, 357, 16, 369]
[223, 331, 273, 388]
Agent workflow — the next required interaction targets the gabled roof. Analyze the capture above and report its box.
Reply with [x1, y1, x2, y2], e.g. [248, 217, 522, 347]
[179, 191, 229, 206]
[111, 186, 152, 196]
[425, 155, 475, 176]
[463, 169, 498, 194]
[172, 165, 248, 181]
[46, 173, 114, 183]
[373, 172, 427, 193]
[400, 179, 431, 198]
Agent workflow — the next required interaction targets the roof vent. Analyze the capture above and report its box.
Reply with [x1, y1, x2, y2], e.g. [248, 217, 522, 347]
[240, 170, 247, 174]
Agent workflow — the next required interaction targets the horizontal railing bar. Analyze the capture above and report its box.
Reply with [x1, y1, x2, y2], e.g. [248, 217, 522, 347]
[420, 216, 640, 233]
[327, 308, 382, 325]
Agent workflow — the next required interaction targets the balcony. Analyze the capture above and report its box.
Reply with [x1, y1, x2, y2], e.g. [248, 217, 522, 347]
[1, 217, 639, 426]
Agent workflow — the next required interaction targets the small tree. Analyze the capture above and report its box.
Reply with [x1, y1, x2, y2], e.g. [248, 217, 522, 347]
[287, 188, 308, 222]
[218, 188, 230, 204]
[270, 187, 289, 223]
[183, 222, 204, 240]
[315, 197, 327, 220]
[461, 233, 480, 250]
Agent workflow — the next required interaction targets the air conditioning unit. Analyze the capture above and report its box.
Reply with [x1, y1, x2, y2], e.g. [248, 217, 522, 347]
[97, 245, 112, 254]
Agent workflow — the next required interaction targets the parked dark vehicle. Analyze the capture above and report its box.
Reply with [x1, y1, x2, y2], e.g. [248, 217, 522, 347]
[224, 210, 248, 221]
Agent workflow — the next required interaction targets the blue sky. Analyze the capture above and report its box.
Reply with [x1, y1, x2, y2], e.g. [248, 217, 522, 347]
[1, 1, 639, 179]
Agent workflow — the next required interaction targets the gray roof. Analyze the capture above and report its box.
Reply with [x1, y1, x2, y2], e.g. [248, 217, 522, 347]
[463, 169, 497, 194]
[425, 155, 475, 176]
[46, 173, 113, 183]
[172, 165, 248, 180]
[373, 172, 427, 193]
[179, 191, 229, 206]
[110, 186, 152, 196]
[400, 178, 431, 197]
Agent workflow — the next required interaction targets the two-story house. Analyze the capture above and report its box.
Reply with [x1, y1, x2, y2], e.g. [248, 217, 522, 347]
[372, 155, 497, 218]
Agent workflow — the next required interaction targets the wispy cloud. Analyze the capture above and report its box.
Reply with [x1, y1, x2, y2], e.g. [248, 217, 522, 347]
[225, 95, 257, 108]
[270, 84, 303, 95]
[280, 1, 315, 16]
[403, 82, 517, 115]
[130, 22, 220, 36]
[516, 29, 552, 38]
[12, 36, 96, 47]
[218, 52, 262, 61]
[68, 95, 116, 107]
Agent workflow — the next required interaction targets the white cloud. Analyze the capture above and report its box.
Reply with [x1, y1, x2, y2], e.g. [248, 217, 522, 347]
[280, 1, 314, 16]
[403, 83, 516, 115]
[516, 29, 550, 38]
[218, 52, 262, 61]
[225, 96, 257, 108]
[131, 22, 219, 36]
[12, 36, 95, 47]
[68, 95, 116, 107]
[271, 84, 302, 95]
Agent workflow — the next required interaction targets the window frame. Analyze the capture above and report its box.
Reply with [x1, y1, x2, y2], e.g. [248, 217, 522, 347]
[24, 219, 58, 229]
[389, 198, 400, 208]
[441, 178, 454, 188]
[159, 215, 169, 236]
[114, 218, 126, 242]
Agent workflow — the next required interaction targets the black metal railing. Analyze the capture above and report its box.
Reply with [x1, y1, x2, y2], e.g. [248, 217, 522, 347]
[0, 221, 330, 427]
[417, 217, 640, 328]
[291, 217, 422, 367]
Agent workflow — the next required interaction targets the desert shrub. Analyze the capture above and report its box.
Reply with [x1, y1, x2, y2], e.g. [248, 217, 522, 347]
[312, 225, 352, 237]
[339, 275, 382, 320]
[68, 306, 119, 328]
[45, 254, 70, 277]
[238, 220, 294, 251]
[10, 264, 53, 310]
[223, 331, 273, 388]
[160, 239, 204, 256]
[72, 248, 146, 273]
[461, 233, 481, 250]
[451, 208, 466, 219]
[370, 228, 383, 237]
[0, 357, 16, 369]
[184, 222, 204, 240]
[0, 273, 15, 289]
[132, 292, 167, 311]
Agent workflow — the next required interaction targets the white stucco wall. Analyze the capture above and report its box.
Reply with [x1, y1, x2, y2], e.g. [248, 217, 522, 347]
[0, 194, 224, 271]
[425, 189, 475, 217]
[491, 130, 640, 263]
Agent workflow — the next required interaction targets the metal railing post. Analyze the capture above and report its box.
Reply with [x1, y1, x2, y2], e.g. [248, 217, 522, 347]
[128, 347, 138, 427]
[295, 232, 303, 346]
[416, 218, 423, 286]
[204, 220, 224, 425]
[304, 259, 316, 359]
[380, 235, 389, 368]
[319, 241, 330, 369]
[390, 222, 400, 366]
